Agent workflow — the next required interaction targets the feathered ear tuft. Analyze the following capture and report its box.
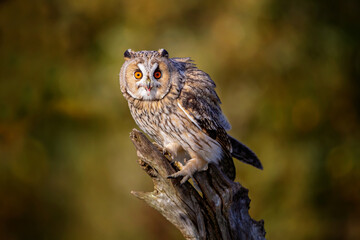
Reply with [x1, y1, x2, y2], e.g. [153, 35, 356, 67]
[124, 49, 133, 60]
[158, 49, 169, 58]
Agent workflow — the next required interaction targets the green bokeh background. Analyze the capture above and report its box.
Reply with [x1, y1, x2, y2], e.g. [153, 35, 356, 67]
[1, 0, 359, 239]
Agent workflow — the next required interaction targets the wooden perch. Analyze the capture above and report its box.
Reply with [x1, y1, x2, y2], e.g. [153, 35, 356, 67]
[130, 129, 266, 240]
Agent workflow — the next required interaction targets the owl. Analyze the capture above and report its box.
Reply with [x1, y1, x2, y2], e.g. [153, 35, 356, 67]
[119, 49, 262, 184]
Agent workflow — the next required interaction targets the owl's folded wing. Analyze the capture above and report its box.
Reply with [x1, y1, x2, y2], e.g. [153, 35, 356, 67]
[176, 61, 232, 154]
[175, 59, 263, 173]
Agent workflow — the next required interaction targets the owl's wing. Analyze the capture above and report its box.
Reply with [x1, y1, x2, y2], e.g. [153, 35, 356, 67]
[175, 59, 262, 175]
[176, 59, 232, 153]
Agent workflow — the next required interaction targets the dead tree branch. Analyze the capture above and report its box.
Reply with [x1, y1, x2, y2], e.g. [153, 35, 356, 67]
[130, 129, 266, 240]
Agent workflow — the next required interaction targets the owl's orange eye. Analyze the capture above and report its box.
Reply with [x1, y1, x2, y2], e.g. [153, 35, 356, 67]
[134, 70, 142, 79]
[153, 70, 162, 79]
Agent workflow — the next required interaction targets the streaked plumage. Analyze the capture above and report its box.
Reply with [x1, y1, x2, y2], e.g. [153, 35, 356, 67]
[119, 49, 262, 183]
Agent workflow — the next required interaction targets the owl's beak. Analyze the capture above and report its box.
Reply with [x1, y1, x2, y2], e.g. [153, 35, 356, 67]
[146, 78, 152, 91]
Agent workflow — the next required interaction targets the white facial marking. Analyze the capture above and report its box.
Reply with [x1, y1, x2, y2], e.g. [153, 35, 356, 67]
[135, 63, 148, 90]
[137, 63, 147, 79]
[150, 63, 158, 80]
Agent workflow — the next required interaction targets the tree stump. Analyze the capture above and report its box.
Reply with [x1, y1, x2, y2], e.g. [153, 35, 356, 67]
[130, 129, 266, 240]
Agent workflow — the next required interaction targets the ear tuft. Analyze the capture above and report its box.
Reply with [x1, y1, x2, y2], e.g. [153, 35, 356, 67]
[158, 49, 169, 58]
[124, 49, 132, 60]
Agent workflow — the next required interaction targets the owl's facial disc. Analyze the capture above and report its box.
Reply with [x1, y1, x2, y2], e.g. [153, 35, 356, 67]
[122, 56, 171, 101]
[135, 63, 162, 97]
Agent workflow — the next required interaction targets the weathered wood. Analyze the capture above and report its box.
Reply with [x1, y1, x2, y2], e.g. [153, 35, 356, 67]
[130, 129, 266, 240]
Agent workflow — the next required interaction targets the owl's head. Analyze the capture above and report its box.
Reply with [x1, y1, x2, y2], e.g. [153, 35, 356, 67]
[119, 49, 179, 101]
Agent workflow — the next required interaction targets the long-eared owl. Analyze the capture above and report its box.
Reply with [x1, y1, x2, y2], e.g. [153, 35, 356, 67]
[119, 49, 262, 183]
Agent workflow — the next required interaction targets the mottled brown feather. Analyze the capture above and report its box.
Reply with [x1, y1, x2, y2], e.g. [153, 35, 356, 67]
[119, 50, 261, 182]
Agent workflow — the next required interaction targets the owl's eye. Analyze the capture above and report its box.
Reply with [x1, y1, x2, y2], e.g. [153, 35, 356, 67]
[134, 70, 142, 79]
[153, 70, 162, 79]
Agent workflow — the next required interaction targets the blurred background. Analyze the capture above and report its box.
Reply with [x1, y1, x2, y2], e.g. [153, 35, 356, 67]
[0, 0, 359, 239]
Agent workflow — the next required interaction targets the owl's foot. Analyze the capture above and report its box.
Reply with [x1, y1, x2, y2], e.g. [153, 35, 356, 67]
[168, 158, 208, 184]
[152, 142, 172, 160]
[164, 142, 183, 160]
[153, 142, 184, 162]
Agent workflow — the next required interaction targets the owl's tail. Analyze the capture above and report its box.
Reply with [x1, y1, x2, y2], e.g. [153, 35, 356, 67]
[229, 135, 263, 170]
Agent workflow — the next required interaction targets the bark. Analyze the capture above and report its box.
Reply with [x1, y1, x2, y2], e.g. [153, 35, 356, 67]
[130, 129, 266, 240]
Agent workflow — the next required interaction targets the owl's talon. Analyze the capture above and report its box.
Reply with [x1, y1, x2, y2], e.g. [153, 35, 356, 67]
[180, 175, 191, 184]
[174, 161, 184, 170]
[167, 171, 192, 185]
[167, 158, 203, 184]
[167, 174, 176, 179]
[152, 142, 174, 160]
[163, 148, 168, 156]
